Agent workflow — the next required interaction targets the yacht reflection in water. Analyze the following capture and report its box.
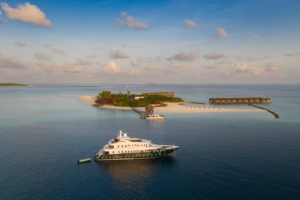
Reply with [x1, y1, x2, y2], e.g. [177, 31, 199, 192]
[97, 156, 176, 183]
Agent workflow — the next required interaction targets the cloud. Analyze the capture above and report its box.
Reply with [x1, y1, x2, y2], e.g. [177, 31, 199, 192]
[0, 54, 28, 69]
[121, 44, 137, 49]
[215, 28, 227, 39]
[15, 41, 26, 46]
[170, 61, 183, 68]
[285, 52, 300, 57]
[116, 13, 149, 30]
[110, 50, 129, 59]
[253, 35, 260, 39]
[35, 53, 52, 61]
[0, 2, 51, 26]
[236, 55, 270, 61]
[163, 69, 179, 75]
[183, 19, 197, 29]
[145, 65, 158, 70]
[215, 61, 232, 65]
[265, 62, 278, 71]
[52, 49, 66, 55]
[44, 43, 52, 48]
[36, 62, 55, 72]
[235, 62, 264, 76]
[86, 55, 97, 59]
[131, 60, 138, 67]
[37, 62, 84, 74]
[203, 52, 229, 60]
[75, 58, 93, 65]
[61, 63, 84, 73]
[246, 56, 269, 61]
[203, 64, 218, 70]
[121, 12, 127, 17]
[168, 51, 199, 61]
[0, 10, 2, 19]
[103, 61, 141, 76]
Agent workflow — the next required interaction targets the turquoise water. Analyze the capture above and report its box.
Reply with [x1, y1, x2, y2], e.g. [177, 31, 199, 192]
[1, 84, 300, 199]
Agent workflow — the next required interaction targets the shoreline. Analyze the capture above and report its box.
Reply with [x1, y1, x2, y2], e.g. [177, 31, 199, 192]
[78, 96, 265, 113]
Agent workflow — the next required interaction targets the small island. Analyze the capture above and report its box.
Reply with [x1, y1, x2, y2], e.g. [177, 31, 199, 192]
[0, 83, 28, 87]
[78, 87, 268, 114]
[95, 90, 184, 107]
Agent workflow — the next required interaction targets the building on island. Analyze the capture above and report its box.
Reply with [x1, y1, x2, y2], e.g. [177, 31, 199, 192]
[130, 96, 144, 100]
[141, 92, 175, 97]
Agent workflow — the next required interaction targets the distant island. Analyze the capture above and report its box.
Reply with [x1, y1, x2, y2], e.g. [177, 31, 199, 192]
[95, 90, 183, 107]
[0, 83, 28, 87]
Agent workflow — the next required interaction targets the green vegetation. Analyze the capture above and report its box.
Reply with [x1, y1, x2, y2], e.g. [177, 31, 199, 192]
[0, 83, 28, 86]
[96, 90, 184, 107]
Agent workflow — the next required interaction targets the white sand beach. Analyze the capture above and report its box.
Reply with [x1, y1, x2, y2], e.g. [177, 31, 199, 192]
[79, 96, 97, 106]
[78, 96, 265, 113]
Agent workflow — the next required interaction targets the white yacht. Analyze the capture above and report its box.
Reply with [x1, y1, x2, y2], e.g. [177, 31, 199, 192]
[94, 130, 179, 161]
[146, 114, 165, 120]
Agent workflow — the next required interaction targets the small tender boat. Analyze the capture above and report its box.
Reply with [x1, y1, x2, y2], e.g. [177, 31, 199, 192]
[146, 114, 165, 120]
[94, 130, 179, 161]
[77, 158, 91, 163]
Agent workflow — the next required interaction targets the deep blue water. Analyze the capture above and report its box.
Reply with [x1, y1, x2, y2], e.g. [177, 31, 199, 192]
[1, 84, 300, 199]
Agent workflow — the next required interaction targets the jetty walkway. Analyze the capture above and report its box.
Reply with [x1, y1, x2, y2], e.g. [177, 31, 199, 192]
[185, 101, 206, 105]
[248, 104, 279, 119]
[130, 107, 144, 115]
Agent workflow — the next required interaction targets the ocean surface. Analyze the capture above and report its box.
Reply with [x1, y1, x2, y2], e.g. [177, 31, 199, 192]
[0, 84, 300, 200]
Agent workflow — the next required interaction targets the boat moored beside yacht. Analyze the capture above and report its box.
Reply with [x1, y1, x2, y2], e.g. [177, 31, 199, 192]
[146, 114, 165, 120]
[94, 130, 179, 161]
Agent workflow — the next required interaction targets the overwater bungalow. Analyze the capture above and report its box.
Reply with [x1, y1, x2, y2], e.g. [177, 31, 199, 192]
[259, 98, 265, 103]
[226, 98, 232, 103]
[248, 98, 254, 103]
[243, 98, 249, 103]
[254, 98, 260, 103]
[209, 97, 271, 104]
[220, 98, 226, 103]
[214, 99, 220, 103]
[265, 98, 271, 103]
[237, 98, 243, 103]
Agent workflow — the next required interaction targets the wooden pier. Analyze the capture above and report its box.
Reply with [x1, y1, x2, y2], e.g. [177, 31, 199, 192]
[186, 101, 206, 105]
[130, 107, 148, 119]
[248, 104, 279, 119]
[130, 107, 145, 115]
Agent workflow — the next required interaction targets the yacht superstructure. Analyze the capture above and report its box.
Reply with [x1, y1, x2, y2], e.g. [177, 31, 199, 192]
[94, 130, 179, 161]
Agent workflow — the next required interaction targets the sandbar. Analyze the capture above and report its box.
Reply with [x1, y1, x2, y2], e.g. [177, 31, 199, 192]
[79, 96, 96, 106]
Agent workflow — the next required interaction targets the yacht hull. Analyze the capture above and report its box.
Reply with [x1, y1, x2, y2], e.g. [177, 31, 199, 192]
[94, 147, 178, 161]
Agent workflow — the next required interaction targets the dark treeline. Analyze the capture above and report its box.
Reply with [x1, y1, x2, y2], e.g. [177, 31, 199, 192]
[0, 83, 28, 86]
[95, 90, 183, 107]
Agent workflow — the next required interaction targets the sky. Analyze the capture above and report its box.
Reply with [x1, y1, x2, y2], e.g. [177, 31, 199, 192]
[0, 0, 300, 84]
